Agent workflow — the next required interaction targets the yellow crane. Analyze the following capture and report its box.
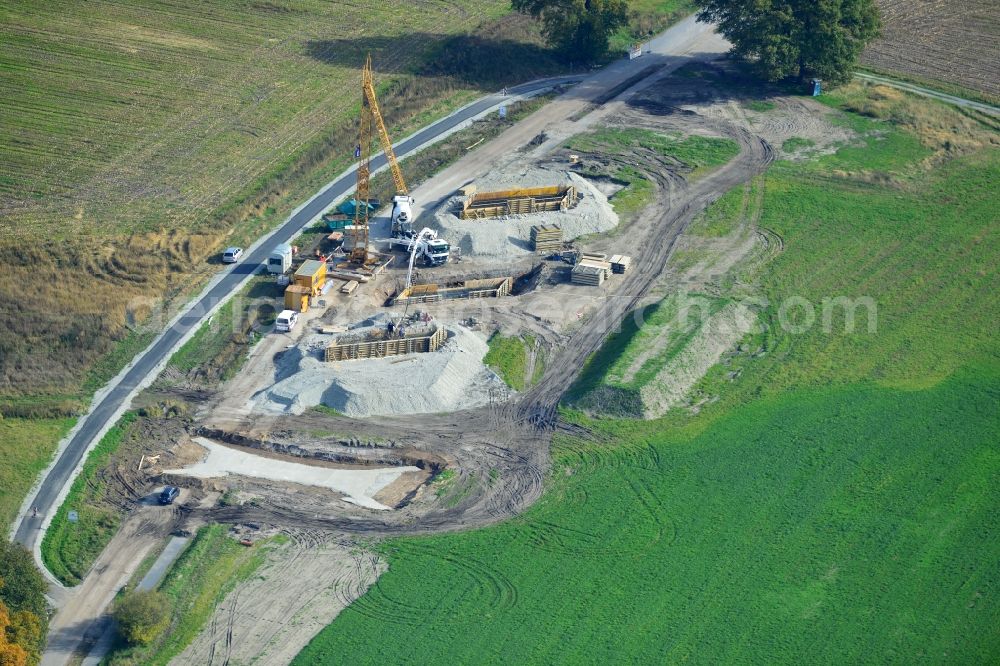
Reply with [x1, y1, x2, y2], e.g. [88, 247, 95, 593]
[349, 54, 410, 264]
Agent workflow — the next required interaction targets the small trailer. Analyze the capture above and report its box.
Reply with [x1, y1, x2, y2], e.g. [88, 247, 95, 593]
[267, 243, 293, 274]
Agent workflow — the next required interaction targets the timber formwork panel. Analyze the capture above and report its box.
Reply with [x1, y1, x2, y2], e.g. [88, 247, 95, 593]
[530, 224, 563, 252]
[325, 326, 447, 362]
[460, 185, 576, 220]
[393, 276, 513, 305]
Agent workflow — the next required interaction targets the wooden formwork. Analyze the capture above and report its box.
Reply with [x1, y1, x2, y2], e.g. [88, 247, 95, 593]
[325, 326, 447, 362]
[460, 185, 576, 219]
[393, 276, 513, 305]
[530, 224, 563, 252]
[571, 259, 611, 286]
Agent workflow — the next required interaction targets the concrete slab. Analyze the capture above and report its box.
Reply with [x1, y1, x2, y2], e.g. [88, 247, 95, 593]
[167, 438, 420, 510]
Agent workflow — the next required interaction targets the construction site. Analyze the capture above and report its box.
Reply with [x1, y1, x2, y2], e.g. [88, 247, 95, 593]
[34, 35, 898, 666]
[6, 0, 997, 661]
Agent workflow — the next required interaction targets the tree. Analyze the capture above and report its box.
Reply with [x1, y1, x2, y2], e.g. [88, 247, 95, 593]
[0, 541, 47, 666]
[112, 590, 169, 646]
[0, 543, 47, 622]
[696, 0, 881, 84]
[0, 600, 30, 666]
[513, 0, 629, 63]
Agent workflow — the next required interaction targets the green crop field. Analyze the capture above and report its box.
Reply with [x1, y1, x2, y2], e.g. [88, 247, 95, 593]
[293, 91, 1000, 663]
[296, 370, 998, 664]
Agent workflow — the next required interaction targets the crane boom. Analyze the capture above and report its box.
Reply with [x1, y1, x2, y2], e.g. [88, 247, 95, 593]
[362, 63, 407, 195]
[349, 54, 408, 264]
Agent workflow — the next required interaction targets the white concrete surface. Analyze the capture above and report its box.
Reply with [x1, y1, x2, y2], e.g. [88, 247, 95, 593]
[168, 438, 419, 510]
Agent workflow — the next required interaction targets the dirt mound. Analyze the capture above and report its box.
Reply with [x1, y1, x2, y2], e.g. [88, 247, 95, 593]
[252, 325, 509, 418]
[172, 533, 384, 666]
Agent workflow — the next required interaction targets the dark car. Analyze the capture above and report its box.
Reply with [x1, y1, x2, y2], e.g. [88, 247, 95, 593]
[159, 486, 180, 505]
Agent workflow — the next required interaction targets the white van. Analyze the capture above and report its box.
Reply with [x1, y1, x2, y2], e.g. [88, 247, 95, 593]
[275, 309, 298, 333]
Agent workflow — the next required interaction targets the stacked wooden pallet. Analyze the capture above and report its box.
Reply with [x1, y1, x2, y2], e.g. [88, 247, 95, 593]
[530, 224, 563, 252]
[610, 254, 632, 274]
[571, 258, 612, 286]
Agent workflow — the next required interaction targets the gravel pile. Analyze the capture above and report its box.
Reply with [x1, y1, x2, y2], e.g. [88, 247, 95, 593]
[432, 166, 619, 259]
[252, 325, 509, 418]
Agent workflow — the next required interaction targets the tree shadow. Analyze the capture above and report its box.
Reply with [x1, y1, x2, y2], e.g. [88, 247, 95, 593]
[304, 32, 569, 90]
[624, 58, 800, 116]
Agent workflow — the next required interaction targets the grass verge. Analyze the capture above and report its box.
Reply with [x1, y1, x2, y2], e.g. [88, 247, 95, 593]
[569, 128, 739, 179]
[686, 178, 758, 237]
[568, 128, 740, 224]
[0, 417, 75, 530]
[166, 273, 281, 385]
[41, 413, 137, 586]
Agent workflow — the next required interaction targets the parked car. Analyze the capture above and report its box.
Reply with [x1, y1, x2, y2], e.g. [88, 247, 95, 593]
[275, 309, 299, 333]
[222, 247, 243, 263]
[159, 486, 180, 505]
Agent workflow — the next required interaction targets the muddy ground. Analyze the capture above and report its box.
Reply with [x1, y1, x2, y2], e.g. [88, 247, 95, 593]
[77, 57, 866, 664]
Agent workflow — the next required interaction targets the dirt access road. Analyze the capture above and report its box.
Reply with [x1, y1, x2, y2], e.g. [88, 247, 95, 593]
[41, 496, 189, 666]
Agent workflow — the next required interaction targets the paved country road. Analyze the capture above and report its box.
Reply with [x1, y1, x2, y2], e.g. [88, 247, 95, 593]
[10, 71, 578, 565]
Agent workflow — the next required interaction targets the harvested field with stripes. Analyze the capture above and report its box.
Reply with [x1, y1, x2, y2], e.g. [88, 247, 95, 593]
[862, 0, 1000, 100]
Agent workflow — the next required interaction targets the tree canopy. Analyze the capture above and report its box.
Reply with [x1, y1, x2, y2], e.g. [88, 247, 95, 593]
[113, 589, 169, 646]
[0, 541, 47, 665]
[513, 0, 629, 63]
[696, 0, 881, 84]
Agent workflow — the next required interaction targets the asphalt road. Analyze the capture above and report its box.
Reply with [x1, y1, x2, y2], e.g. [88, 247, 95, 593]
[12, 74, 575, 553]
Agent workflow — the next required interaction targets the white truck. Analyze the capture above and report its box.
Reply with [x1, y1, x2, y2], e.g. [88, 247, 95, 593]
[267, 243, 293, 274]
[275, 309, 299, 333]
[390, 195, 415, 238]
[388, 227, 450, 267]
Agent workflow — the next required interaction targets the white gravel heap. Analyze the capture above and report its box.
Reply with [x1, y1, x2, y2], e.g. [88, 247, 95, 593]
[432, 165, 619, 259]
[252, 325, 509, 418]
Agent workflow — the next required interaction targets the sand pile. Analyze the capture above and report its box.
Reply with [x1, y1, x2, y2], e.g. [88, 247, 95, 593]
[431, 165, 619, 259]
[252, 324, 508, 418]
